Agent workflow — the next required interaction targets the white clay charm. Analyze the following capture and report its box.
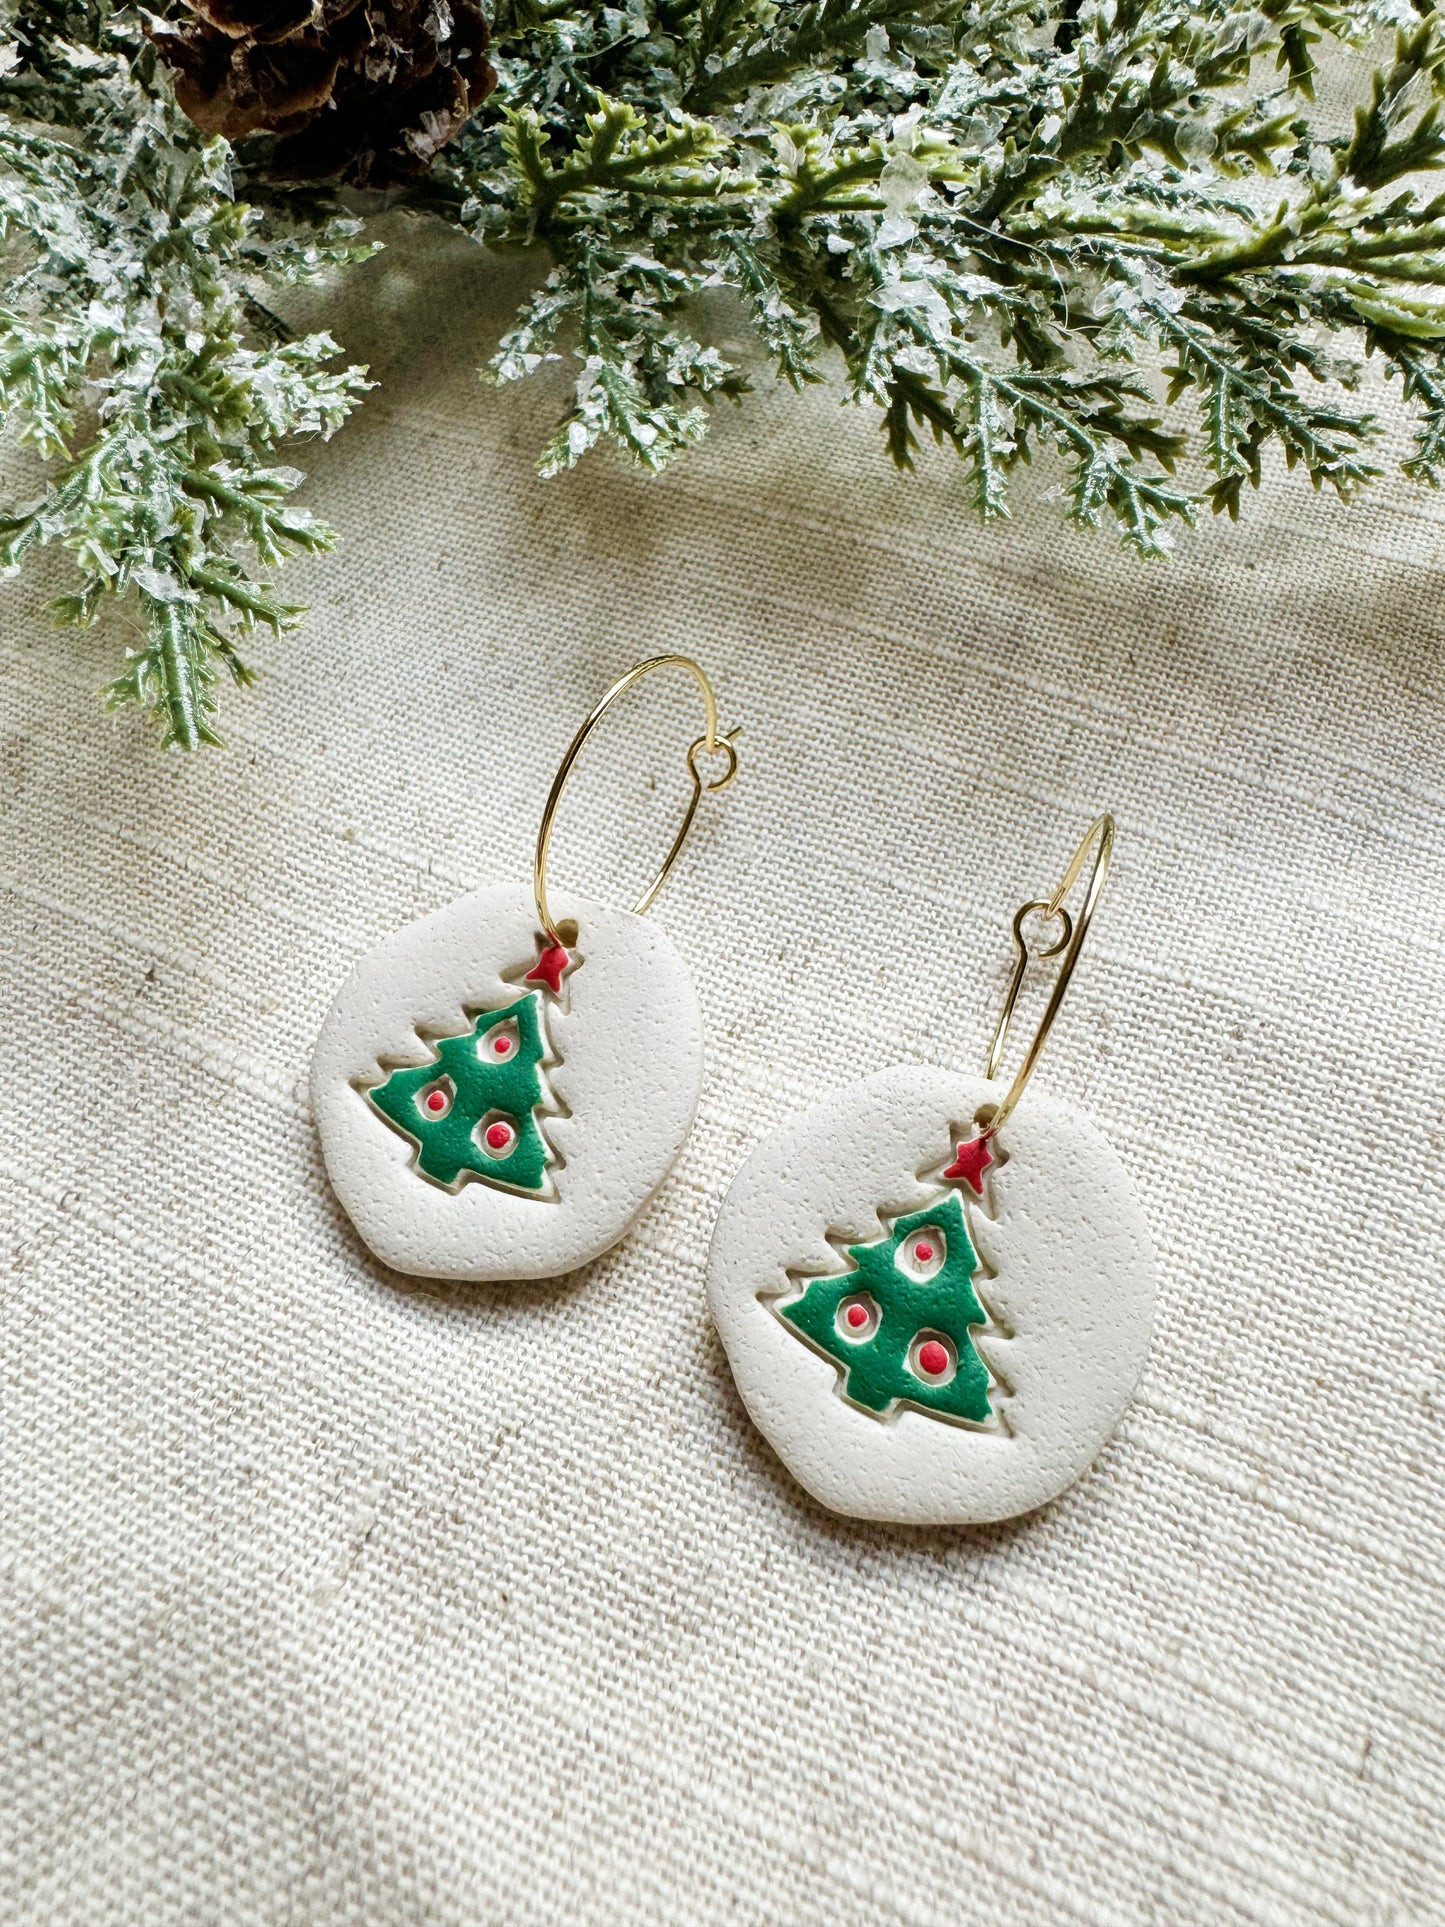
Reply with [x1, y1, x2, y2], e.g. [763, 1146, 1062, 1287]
[708, 816, 1156, 1525]
[312, 656, 739, 1281]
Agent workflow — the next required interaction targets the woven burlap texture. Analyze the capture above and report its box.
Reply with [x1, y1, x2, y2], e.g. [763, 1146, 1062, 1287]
[1, 217, 1442, 1926]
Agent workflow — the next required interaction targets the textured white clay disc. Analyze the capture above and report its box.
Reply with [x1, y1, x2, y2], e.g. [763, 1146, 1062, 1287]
[707, 1067, 1155, 1524]
[311, 882, 702, 1280]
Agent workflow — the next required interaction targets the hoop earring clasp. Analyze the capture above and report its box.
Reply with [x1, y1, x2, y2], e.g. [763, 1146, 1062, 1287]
[981, 813, 1115, 1140]
[533, 654, 740, 943]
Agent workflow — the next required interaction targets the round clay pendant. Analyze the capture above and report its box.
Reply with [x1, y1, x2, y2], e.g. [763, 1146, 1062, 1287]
[707, 1066, 1155, 1524]
[312, 881, 703, 1280]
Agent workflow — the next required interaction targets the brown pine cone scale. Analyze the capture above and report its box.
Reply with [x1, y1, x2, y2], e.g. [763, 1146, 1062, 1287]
[152, 0, 496, 188]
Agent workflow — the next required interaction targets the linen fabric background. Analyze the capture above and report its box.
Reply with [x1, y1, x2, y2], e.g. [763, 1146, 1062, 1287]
[1, 213, 1442, 1927]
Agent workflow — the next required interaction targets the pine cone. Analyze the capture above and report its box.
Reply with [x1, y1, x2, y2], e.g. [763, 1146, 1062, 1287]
[152, 0, 496, 188]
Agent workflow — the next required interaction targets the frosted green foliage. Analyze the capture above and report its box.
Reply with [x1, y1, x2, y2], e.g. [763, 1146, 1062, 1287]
[0, 1, 373, 744]
[15, 0, 1445, 747]
[446, 0, 1445, 551]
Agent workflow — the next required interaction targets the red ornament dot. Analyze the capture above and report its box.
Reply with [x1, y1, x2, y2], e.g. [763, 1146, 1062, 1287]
[913, 1241, 934, 1264]
[493, 1037, 512, 1055]
[845, 1303, 869, 1330]
[425, 1091, 447, 1114]
[485, 1121, 514, 1151]
[917, 1340, 949, 1378]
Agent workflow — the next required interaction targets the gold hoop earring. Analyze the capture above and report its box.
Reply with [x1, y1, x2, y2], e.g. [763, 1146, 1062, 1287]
[532, 652, 740, 956]
[707, 814, 1155, 1528]
[944, 811, 1114, 1190]
[311, 657, 741, 1284]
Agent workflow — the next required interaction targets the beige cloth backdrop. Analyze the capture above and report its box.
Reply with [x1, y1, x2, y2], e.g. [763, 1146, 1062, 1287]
[1, 215, 1443, 1926]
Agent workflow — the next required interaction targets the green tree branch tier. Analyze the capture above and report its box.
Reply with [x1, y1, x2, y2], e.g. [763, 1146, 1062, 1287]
[778, 1190, 993, 1424]
[366, 990, 555, 1192]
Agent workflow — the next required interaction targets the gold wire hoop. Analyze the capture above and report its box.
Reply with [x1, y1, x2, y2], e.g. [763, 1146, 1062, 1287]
[981, 813, 1116, 1141]
[533, 655, 740, 943]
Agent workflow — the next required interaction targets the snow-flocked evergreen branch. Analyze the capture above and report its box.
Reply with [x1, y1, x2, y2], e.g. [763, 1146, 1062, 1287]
[0, 3, 371, 744]
[454, 0, 1445, 559]
[8, 0, 1445, 741]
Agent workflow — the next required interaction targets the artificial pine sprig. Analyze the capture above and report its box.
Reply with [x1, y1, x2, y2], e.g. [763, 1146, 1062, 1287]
[452, 0, 1445, 557]
[0, 2, 372, 745]
[5, 0, 1445, 743]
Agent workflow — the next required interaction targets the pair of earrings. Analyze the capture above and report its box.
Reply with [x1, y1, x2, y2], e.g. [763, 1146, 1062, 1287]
[311, 656, 1155, 1526]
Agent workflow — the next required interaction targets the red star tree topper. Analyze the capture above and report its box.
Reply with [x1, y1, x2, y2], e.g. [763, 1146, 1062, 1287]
[526, 937, 573, 996]
[943, 1133, 994, 1196]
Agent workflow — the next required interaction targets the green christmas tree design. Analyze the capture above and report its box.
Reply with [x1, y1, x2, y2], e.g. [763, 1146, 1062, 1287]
[777, 1187, 997, 1425]
[365, 989, 557, 1194]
